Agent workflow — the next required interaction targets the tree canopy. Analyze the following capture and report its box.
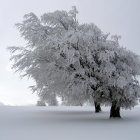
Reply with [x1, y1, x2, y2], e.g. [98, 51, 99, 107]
[8, 6, 140, 117]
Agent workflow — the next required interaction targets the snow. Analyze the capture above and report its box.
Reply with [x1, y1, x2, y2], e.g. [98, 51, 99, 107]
[0, 106, 140, 140]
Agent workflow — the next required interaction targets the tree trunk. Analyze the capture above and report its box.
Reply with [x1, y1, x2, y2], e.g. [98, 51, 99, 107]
[110, 101, 121, 118]
[94, 101, 101, 113]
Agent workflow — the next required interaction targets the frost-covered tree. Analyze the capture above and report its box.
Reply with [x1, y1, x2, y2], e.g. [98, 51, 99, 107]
[8, 7, 140, 118]
[89, 35, 140, 117]
[8, 7, 100, 108]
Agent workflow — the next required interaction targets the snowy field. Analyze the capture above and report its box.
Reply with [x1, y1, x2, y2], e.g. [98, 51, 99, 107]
[0, 106, 140, 140]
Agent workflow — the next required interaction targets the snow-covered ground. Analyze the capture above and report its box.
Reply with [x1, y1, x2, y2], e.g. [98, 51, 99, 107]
[0, 106, 140, 140]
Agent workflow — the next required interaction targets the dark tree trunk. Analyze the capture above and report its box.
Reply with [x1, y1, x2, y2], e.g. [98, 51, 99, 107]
[110, 101, 121, 118]
[94, 101, 101, 113]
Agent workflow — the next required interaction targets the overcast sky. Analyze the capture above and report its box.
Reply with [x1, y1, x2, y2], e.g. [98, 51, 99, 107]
[0, 0, 140, 105]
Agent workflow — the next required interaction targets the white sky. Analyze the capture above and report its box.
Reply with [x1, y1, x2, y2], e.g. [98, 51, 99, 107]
[0, 0, 140, 105]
